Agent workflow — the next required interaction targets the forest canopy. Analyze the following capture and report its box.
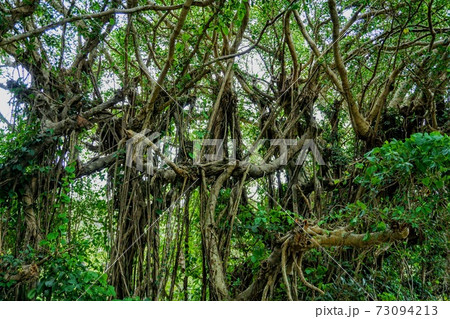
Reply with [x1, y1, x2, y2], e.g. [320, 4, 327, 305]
[0, 0, 448, 301]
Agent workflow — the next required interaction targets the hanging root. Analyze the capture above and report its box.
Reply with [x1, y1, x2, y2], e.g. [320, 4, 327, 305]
[262, 274, 275, 301]
[281, 238, 293, 301]
[291, 271, 298, 301]
[295, 252, 325, 295]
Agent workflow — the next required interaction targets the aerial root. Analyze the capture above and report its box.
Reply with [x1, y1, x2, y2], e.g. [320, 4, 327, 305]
[281, 238, 293, 301]
[295, 252, 325, 295]
[262, 274, 275, 301]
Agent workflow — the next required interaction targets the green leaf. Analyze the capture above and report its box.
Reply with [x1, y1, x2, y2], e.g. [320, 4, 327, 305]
[363, 232, 370, 241]
[65, 165, 76, 174]
[27, 288, 36, 299]
[45, 278, 55, 287]
[182, 33, 190, 42]
[47, 232, 58, 240]
[434, 179, 444, 188]
[377, 221, 387, 231]
[107, 285, 116, 297]
[39, 239, 49, 246]
[356, 200, 367, 210]
[221, 26, 229, 35]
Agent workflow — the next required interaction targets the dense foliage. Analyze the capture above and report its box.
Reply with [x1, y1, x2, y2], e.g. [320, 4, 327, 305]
[0, 0, 448, 301]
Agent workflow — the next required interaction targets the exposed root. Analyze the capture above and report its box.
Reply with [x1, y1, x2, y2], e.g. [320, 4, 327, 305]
[4, 264, 39, 284]
[262, 274, 275, 301]
[281, 238, 293, 301]
[292, 271, 298, 300]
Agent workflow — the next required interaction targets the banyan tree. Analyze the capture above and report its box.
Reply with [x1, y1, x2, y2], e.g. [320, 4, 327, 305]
[0, 0, 448, 301]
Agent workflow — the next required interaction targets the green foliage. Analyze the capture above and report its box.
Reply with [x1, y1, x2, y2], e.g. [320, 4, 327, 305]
[0, 117, 39, 171]
[0, 0, 448, 302]
[338, 133, 448, 300]
[0, 247, 36, 293]
[0, 163, 114, 300]
[33, 242, 115, 301]
[362, 132, 449, 191]
[359, 132, 449, 234]
[0, 241, 115, 301]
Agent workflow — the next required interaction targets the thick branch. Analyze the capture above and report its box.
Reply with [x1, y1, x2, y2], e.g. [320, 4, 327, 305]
[143, 0, 194, 122]
[328, 0, 370, 139]
[237, 223, 410, 300]
[0, 0, 213, 46]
